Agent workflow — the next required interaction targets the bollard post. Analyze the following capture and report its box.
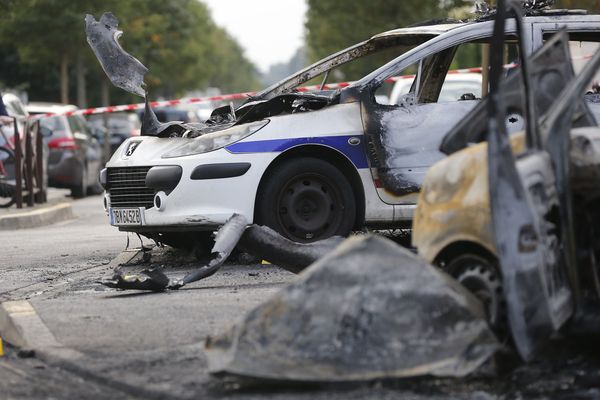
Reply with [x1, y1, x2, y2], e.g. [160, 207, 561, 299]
[34, 121, 45, 203]
[13, 118, 22, 209]
[102, 113, 111, 165]
[24, 120, 34, 207]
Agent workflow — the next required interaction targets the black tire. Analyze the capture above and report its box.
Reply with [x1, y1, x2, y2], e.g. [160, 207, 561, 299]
[445, 254, 506, 334]
[256, 157, 356, 242]
[0, 146, 16, 208]
[87, 167, 104, 195]
[71, 165, 87, 198]
[87, 181, 104, 195]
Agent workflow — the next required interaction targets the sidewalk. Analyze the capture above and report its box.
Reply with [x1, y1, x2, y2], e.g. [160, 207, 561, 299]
[0, 188, 74, 230]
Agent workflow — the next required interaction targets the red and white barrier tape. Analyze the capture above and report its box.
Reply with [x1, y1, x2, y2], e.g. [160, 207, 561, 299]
[26, 55, 593, 120]
[29, 64, 509, 120]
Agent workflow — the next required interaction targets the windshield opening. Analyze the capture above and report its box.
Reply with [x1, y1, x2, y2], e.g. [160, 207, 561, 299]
[40, 116, 68, 138]
[254, 33, 437, 100]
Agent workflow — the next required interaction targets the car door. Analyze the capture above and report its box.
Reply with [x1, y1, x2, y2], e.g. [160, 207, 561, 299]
[486, 5, 600, 359]
[359, 26, 525, 212]
[488, 116, 573, 361]
[361, 49, 480, 202]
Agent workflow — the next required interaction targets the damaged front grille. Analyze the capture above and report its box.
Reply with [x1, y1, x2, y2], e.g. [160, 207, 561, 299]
[107, 167, 155, 209]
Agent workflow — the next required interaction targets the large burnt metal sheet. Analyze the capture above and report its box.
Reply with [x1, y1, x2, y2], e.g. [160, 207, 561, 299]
[85, 12, 148, 97]
[205, 235, 498, 381]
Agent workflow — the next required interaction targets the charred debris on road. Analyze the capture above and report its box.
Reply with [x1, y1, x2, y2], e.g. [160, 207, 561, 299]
[88, 0, 600, 386]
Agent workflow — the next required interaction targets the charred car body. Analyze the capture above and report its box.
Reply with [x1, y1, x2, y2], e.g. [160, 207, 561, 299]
[412, 1, 600, 361]
[90, 9, 600, 246]
[93, 1, 600, 381]
[204, 1, 600, 379]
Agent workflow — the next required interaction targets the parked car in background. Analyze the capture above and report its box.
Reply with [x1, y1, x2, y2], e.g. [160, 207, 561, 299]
[389, 73, 483, 105]
[1, 93, 49, 193]
[191, 102, 218, 122]
[27, 103, 103, 198]
[88, 112, 140, 155]
[2, 93, 28, 120]
[1, 93, 29, 145]
[137, 107, 191, 124]
[100, 9, 600, 246]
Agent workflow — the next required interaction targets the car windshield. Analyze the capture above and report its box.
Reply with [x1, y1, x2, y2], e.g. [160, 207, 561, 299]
[89, 113, 141, 134]
[108, 119, 134, 131]
[253, 31, 443, 100]
[40, 116, 68, 137]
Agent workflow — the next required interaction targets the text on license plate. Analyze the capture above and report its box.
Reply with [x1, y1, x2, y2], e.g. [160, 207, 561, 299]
[110, 208, 144, 225]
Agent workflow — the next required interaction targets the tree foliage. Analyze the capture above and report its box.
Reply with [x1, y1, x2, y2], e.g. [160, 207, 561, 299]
[305, 0, 465, 81]
[555, 0, 600, 12]
[305, 0, 600, 82]
[0, 0, 260, 106]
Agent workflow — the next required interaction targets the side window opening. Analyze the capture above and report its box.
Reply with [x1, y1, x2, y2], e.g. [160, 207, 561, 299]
[571, 39, 600, 71]
[376, 36, 519, 106]
[544, 32, 600, 92]
[296, 35, 436, 103]
[305, 43, 418, 97]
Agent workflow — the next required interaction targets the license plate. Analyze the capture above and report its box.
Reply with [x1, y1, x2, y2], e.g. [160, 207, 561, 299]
[109, 207, 144, 226]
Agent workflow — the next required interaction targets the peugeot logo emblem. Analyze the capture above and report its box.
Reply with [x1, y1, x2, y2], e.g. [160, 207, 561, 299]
[125, 141, 140, 156]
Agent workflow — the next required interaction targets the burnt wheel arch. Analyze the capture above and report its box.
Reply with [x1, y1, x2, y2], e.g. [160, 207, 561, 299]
[254, 145, 365, 231]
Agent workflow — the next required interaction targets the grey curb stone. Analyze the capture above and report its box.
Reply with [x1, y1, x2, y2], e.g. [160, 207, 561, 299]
[0, 202, 74, 230]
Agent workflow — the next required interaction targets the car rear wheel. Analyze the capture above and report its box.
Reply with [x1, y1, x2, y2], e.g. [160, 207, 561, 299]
[256, 157, 355, 243]
[71, 165, 86, 198]
[87, 165, 104, 195]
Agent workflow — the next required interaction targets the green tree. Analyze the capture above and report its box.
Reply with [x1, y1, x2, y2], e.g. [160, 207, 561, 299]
[0, 0, 260, 107]
[0, 0, 132, 105]
[305, 0, 464, 81]
[555, 0, 600, 12]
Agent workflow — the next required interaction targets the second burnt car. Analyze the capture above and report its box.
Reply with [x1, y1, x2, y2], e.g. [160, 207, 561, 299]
[91, 8, 600, 246]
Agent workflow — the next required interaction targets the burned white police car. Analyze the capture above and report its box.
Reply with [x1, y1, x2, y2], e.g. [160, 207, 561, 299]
[88, 5, 600, 249]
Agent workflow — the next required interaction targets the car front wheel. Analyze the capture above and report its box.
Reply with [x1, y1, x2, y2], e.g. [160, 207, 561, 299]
[256, 157, 356, 243]
[445, 253, 505, 334]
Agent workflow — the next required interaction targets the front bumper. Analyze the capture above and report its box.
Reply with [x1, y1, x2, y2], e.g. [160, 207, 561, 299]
[104, 146, 276, 231]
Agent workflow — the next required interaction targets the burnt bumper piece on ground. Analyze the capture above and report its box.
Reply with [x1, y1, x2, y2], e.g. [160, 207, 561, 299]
[205, 235, 498, 381]
[238, 225, 344, 274]
[102, 214, 248, 291]
[101, 214, 342, 291]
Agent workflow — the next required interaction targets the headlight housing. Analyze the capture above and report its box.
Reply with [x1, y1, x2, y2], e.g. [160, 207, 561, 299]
[162, 120, 269, 158]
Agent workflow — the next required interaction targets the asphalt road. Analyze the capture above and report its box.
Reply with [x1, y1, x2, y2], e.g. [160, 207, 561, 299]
[1, 193, 600, 399]
[0, 190, 126, 297]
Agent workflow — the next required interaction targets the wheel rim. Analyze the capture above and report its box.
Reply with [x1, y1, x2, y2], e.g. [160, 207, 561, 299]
[276, 173, 343, 242]
[452, 257, 504, 330]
